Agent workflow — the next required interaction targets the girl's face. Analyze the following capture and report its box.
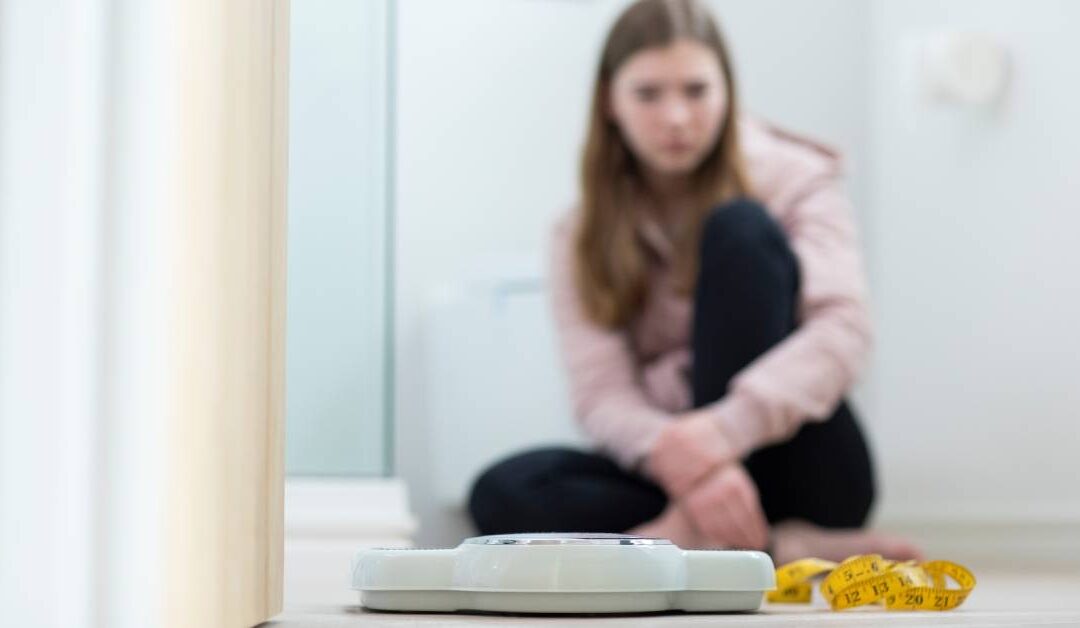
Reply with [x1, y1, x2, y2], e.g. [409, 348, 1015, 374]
[608, 39, 728, 179]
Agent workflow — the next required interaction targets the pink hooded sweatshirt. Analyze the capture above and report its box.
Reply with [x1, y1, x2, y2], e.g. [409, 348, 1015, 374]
[549, 117, 873, 471]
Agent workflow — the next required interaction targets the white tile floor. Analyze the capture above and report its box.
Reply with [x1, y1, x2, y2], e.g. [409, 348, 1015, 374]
[267, 568, 1080, 627]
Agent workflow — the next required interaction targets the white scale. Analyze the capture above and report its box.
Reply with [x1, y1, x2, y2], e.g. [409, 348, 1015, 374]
[352, 533, 776, 614]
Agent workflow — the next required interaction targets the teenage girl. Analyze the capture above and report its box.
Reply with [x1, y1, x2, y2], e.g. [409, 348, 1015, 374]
[468, 0, 922, 564]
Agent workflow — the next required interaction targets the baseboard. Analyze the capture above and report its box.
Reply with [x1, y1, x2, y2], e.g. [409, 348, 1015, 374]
[875, 516, 1080, 569]
[284, 478, 417, 607]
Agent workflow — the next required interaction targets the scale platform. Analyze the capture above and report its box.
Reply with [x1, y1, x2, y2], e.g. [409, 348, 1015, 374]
[352, 533, 776, 614]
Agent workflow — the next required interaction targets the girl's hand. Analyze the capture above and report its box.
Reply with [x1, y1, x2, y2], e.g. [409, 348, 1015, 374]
[680, 462, 769, 550]
[644, 409, 736, 497]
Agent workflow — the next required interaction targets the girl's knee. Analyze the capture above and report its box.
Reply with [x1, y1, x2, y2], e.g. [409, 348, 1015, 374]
[700, 198, 796, 272]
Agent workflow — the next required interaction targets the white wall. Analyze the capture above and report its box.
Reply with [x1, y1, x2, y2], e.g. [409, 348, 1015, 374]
[394, 0, 871, 546]
[866, 0, 1080, 524]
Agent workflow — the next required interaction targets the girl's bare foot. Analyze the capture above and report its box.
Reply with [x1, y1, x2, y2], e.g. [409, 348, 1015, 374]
[627, 503, 707, 549]
[770, 519, 925, 565]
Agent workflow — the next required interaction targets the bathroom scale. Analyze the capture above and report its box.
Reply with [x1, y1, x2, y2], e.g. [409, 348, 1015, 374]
[351, 533, 776, 614]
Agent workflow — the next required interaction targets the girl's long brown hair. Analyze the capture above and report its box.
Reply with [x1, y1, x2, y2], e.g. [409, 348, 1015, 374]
[576, 0, 749, 329]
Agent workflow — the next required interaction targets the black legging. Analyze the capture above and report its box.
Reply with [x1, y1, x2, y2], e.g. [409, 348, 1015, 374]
[468, 198, 876, 537]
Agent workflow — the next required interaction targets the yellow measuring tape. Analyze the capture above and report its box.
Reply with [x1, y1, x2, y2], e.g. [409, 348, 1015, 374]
[767, 554, 976, 611]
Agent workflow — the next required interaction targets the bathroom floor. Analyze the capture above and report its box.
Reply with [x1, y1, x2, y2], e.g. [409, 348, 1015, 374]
[266, 568, 1080, 627]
